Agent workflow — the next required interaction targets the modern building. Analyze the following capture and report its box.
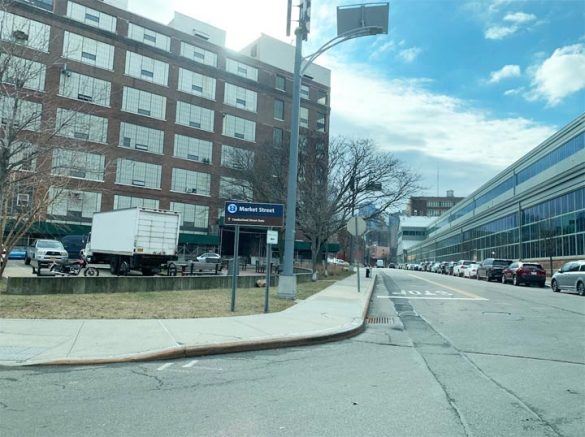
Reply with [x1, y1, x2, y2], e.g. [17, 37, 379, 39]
[400, 114, 585, 270]
[406, 191, 464, 217]
[396, 216, 435, 264]
[1, 0, 331, 255]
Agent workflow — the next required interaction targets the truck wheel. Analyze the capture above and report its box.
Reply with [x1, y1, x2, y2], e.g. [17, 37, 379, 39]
[110, 256, 119, 275]
[119, 261, 130, 276]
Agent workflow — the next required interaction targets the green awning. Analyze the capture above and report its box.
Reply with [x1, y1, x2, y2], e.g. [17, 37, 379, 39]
[179, 233, 220, 245]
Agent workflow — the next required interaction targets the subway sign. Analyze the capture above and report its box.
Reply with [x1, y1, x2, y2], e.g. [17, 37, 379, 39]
[224, 201, 285, 227]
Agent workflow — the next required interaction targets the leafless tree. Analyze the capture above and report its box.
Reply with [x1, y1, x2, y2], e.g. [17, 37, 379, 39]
[1, 2, 111, 279]
[229, 133, 421, 275]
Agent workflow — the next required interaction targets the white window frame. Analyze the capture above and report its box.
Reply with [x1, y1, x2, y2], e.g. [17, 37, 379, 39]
[119, 122, 164, 154]
[225, 58, 258, 81]
[219, 176, 253, 200]
[222, 114, 255, 142]
[55, 108, 108, 143]
[66, 2, 117, 32]
[122, 86, 166, 120]
[51, 148, 105, 181]
[115, 158, 162, 190]
[0, 11, 51, 52]
[1, 55, 46, 91]
[224, 83, 257, 112]
[170, 202, 209, 229]
[178, 68, 216, 100]
[175, 101, 214, 132]
[171, 168, 211, 196]
[125, 51, 169, 86]
[173, 134, 212, 163]
[62, 31, 115, 70]
[221, 144, 254, 170]
[114, 195, 159, 210]
[180, 42, 217, 67]
[127, 23, 170, 51]
[58, 71, 111, 107]
[48, 187, 102, 220]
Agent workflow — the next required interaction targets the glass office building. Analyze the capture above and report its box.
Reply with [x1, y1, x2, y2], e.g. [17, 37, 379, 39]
[405, 114, 585, 266]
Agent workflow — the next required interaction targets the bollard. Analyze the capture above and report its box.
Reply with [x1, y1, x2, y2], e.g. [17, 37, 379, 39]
[365, 267, 371, 278]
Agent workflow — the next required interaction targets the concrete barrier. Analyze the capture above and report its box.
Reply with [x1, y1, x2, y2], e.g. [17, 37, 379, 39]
[5, 272, 313, 295]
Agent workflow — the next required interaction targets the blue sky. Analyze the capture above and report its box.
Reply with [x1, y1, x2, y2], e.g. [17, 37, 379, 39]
[128, 0, 585, 200]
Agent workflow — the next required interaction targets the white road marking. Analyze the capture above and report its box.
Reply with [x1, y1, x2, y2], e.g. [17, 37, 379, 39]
[157, 363, 174, 371]
[378, 296, 487, 301]
[183, 360, 199, 368]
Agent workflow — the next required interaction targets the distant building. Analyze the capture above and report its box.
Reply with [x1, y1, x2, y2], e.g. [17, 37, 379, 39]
[406, 191, 464, 217]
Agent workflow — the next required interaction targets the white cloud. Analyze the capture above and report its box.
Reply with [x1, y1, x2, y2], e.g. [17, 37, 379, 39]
[527, 44, 585, 106]
[398, 47, 422, 63]
[504, 12, 536, 24]
[485, 25, 517, 40]
[320, 56, 554, 168]
[489, 65, 521, 83]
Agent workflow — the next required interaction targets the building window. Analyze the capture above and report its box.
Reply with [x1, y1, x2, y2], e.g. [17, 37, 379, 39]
[67, 2, 116, 32]
[114, 195, 159, 210]
[301, 84, 309, 99]
[299, 107, 309, 128]
[219, 176, 253, 200]
[0, 97, 42, 131]
[225, 58, 258, 81]
[9, 142, 37, 171]
[178, 68, 216, 100]
[274, 99, 284, 120]
[222, 114, 256, 142]
[273, 128, 283, 146]
[48, 188, 101, 220]
[127, 23, 170, 51]
[317, 90, 328, 105]
[55, 108, 108, 143]
[115, 159, 161, 189]
[224, 83, 257, 112]
[170, 202, 209, 230]
[180, 42, 217, 67]
[119, 122, 164, 154]
[122, 86, 166, 120]
[221, 144, 254, 170]
[59, 71, 111, 107]
[125, 51, 169, 86]
[62, 31, 115, 70]
[176, 101, 214, 132]
[171, 168, 210, 196]
[51, 149, 105, 181]
[173, 134, 212, 163]
[316, 112, 326, 132]
[2, 56, 46, 91]
[276, 74, 286, 91]
[0, 11, 50, 52]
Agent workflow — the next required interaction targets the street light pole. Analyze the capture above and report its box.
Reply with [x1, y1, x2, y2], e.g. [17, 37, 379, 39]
[279, 2, 389, 299]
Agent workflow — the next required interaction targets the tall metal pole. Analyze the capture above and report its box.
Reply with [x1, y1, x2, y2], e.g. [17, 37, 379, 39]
[230, 225, 240, 312]
[278, 20, 304, 299]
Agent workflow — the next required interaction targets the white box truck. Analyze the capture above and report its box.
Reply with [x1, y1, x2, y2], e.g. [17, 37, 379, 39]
[85, 208, 181, 276]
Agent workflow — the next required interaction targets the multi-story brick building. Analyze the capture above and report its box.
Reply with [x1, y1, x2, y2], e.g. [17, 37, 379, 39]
[406, 190, 464, 217]
[1, 0, 331, 254]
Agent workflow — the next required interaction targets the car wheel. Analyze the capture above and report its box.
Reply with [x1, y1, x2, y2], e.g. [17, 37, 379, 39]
[513, 275, 520, 286]
[119, 261, 130, 276]
[577, 282, 585, 297]
[551, 279, 560, 293]
[24, 257, 31, 265]
[501, 275, 506, 284]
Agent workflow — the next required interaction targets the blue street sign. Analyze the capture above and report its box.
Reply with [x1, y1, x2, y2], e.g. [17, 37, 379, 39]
[224, 201, 285, 227]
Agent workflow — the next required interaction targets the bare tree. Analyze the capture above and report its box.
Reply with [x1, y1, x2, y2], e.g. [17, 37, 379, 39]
[229, 133, 421, 276]
[0, 3, 111, 278]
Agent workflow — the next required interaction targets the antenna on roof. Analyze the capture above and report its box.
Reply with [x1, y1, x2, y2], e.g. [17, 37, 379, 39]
[286, 0, 293, 36]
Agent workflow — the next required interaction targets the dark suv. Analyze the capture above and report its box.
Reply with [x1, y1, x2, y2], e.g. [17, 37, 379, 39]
[477, 258, 513, 282]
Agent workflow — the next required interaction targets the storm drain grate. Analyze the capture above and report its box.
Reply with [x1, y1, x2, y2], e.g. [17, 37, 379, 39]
[366, 316, 391, 324]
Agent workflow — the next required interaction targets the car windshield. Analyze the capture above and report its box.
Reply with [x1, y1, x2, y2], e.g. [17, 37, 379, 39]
[493, 260, 511, 266]
[37, 240, 63, 249]
[523, 263, 542, 269]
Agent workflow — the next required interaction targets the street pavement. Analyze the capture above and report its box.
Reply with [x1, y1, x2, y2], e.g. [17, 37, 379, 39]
[0, 268, 376, 367]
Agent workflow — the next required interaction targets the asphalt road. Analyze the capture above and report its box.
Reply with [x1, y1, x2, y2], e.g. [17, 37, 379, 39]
[1, 269, 583, 436]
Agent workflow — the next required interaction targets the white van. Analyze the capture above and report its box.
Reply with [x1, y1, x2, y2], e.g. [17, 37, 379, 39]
[376, 260, 384, 268]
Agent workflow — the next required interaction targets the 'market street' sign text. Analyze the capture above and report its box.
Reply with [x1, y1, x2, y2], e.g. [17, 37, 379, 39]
[224, 201, 284, 227]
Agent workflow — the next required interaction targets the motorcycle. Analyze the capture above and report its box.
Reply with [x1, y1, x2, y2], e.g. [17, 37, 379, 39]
[49, 256, 99, 277]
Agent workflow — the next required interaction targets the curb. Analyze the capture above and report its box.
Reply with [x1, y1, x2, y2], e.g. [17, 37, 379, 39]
[29, 275, 378, 367]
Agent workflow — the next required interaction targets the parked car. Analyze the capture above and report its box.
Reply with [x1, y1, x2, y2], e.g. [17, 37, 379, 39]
[477, 258, 513, 282]
[196, 252, 221, 263]
[501, 261, 546, 287]
[453, 260, 474, 277]
[388, 263, 396, 268]
[431, 262, 441, 273]
[8, 246, 27, 260]
[25, 239, 69, 273]
[464, 263, 480, 279]
[551, 260, 585, 296]
[446, 261, 455, 275]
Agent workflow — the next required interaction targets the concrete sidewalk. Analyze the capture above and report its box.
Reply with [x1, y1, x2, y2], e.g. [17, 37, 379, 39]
[0, 271, 376, 367]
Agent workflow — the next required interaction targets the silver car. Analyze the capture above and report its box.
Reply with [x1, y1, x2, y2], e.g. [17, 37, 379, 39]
[551, 260, 585, 296]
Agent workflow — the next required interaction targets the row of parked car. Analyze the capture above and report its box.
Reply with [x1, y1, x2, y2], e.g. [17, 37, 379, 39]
[398, 258, 585, 296]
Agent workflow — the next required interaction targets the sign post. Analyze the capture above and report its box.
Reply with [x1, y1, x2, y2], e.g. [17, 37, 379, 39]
[224, 202, 284, 312]
[265, 229, 278, 313]
[347, 216, 367, 293]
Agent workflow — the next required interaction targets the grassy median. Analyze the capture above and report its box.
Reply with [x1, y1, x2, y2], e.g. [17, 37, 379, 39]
[0, 271, 352, 319]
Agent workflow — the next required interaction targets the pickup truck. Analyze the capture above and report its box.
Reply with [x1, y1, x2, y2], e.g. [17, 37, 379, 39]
[24, 239, 69, 274]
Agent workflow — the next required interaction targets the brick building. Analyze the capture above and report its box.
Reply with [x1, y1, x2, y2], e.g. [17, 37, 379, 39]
[1, 0, 331, 253]
[406, 190, 464, 217]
